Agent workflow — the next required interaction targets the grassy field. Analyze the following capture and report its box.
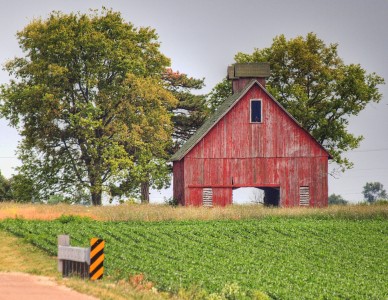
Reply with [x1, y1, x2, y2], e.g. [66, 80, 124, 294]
[0, 203, 387, 299]
[0, 229, 172, 300]
[0, 229, 57, 275]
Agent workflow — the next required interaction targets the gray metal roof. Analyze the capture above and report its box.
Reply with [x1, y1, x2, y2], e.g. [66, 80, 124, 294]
[171, 80, 332, 161]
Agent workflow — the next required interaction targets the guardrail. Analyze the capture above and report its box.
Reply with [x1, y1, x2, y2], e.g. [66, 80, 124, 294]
[58, 234, 104, 280]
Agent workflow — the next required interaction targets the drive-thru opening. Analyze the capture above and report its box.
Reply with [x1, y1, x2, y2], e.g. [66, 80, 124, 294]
[232, 186, 280, 206]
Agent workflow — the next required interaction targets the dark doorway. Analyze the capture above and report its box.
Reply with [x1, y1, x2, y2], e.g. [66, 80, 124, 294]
[262, 187, 280, 206]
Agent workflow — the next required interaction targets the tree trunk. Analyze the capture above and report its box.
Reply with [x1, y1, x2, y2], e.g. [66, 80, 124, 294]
[140, 181, 150, 204]
[89, 167, 103, 206]
[91, 190, 102, 206]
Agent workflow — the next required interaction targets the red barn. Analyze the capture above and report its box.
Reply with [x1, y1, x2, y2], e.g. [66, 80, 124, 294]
[172, 63, 331, 207]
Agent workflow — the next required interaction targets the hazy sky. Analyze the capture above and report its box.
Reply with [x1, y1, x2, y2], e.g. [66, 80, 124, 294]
[0, 0, 387, 203]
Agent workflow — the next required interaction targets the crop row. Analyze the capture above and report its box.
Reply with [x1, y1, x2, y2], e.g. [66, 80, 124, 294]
[0, 217, 387, 299]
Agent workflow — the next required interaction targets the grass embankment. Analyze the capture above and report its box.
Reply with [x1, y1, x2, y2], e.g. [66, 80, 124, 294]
[1, 202, 387, 221]
[0, 226, 171, 299]
[0, 230, 56, 275]
[1, 204, 387, 299]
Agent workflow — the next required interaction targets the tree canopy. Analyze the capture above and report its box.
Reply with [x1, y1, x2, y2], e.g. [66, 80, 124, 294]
[163, 69, 209, 151]
[133, 69, 209, 203]
[107, 69, 209, 204]
[328, 194, 348, 205]
[0, 171, 13, 201]
[208, 33, 385, 170]
[362, 182, 387, 203]
[0, 9, 178, 205]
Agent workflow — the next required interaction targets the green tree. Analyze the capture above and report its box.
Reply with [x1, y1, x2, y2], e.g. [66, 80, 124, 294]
[207, 79, 232, 113]
[0, 171, 13, 201]
[0, 9, 177, 205]
[362, 182, 387, 203]
[208, 33, 384, 170]
[164, 69, 209, 150]
[328, 193, 348, 205]
[114, 70, 209, 203]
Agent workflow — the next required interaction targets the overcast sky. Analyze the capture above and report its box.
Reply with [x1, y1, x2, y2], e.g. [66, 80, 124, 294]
[0, 0, 387, 203]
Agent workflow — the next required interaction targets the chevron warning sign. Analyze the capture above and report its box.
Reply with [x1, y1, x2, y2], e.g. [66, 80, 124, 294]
[89, 238, 104, 280]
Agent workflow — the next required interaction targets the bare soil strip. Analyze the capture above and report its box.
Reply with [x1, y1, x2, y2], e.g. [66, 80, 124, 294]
[0, 272, 98, 300]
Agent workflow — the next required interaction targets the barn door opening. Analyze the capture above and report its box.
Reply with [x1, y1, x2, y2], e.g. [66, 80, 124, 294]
[232, 187, 265, 204]
[262, 187, 280, 206]
[232, 187, 280, 206]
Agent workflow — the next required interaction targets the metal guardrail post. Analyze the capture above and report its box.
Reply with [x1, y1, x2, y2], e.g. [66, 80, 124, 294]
[58, 235, 70, 273]
[57, 234, 90, 279]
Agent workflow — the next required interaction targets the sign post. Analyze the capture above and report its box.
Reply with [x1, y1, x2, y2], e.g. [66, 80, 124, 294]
[89, 238, 105, 280]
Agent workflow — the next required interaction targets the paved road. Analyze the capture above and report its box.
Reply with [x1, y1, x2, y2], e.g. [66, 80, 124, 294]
[0, 272, 98, 300]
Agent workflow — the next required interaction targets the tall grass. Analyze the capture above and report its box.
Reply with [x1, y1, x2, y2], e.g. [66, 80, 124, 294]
[0, 202, 387, 221]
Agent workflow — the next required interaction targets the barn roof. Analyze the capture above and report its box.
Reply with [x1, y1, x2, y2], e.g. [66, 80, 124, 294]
[171, 80, 332, 161]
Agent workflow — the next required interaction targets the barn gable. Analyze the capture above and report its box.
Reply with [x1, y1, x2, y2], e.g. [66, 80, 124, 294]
[171, 80, 253, 161]
[171, 80, 331, 161]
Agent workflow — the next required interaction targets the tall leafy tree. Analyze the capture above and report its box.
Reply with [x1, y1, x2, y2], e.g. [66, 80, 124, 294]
[208, 33, 384, 170]
[133, 70, 209, 203]
[0, 171, 13, 201]
[0, 9, 177, 205]
[362, 182, 387, 203]
[163, 69, 209, 151]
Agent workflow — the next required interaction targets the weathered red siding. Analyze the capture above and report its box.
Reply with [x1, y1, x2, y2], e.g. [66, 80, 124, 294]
[173, 159, 185, 205]
[173, 82, 329, 207]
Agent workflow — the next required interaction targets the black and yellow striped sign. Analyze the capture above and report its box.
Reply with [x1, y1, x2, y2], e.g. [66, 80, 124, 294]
[89, 238, 104, 280]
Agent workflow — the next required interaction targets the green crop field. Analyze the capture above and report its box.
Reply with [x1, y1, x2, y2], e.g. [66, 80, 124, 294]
[1, 215, 387, 299]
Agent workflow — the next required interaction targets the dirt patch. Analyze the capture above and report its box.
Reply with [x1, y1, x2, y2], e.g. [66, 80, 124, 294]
[0, 272, 98, 300]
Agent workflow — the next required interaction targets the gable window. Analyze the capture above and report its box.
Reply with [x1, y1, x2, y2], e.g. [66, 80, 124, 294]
[250, 99, 262, 123]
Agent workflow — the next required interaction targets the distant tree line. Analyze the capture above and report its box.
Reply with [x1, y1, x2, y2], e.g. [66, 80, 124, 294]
[328, 181, 387, 205]
[328, 194, 348, 205]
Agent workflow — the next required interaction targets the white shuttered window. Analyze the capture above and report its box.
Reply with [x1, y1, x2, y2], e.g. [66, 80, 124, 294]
[299, 186, 310, 206]
[202, 188, 213, 207]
